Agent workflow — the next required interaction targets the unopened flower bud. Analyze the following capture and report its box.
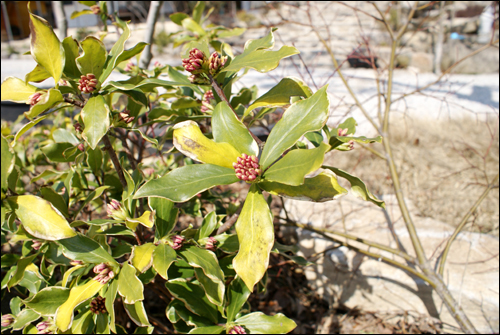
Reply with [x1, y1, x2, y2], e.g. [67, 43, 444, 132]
[188, 74, 210, 85]
[228, 325, 246, 334]
[338, 128, 348, 137]
[90, 296, 107, 315]
[78, 73, 99, 93]
[208, 52, 227, 75]
[234, 153, 261, 182]
[28, 92, 43, 106]
[73, 122, 83, 133]
[205, 236, 217, 252]
[124, 60, 135, 72]
[90, 5, 101, 14]
[93, 263, 108, 274]
[32, 240, 43, 250]
[70, 260, 84, 266]
[348, 140, 354, 150]
[119, 110, 135, 124]
[77, 143, 85, 151]
[36, 321, 53, 334]
[154, 61, 162, 67]
[106, 199, 127, 220]
[171, 235, 185, 250]
[182, 48, 207, 73]
[1, 314, 14, 327]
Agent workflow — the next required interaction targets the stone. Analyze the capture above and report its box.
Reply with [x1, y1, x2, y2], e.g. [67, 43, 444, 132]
[284, 194, 499, 333]
[441, 40, 500, 73]
[410, 52, 434, 73]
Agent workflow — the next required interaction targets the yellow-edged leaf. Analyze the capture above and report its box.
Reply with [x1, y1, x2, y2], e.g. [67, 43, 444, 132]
[173, 120, 241, 169]
[1, 76, 39, 103]
[55, 279, 104, 331]
[233, 185, 274, 291]
[28, 2, 65, 84]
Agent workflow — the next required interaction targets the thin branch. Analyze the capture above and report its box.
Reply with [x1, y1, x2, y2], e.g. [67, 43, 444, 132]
[102, 134, 127, 189]
[437, 173, 499, 276]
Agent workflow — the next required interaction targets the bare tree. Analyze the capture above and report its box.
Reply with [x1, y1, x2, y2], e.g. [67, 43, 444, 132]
[139, 1, 163, 69]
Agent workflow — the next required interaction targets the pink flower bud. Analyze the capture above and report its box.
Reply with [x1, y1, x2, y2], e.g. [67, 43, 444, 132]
[171, 235, 185, 250]
[229, 325, 246, 334]
[36, 321, 53, 334]
[1, 315, 14, 327]
[70, 260, 83, 266]
[28, 92, 42, 106]
[234, 153, 261, 182]
[73, 123, 83, 133]
[77, 143, 85, 151]
[93, 263, 108, 273]
[32, 240, 43, 250]
[154, 61, 162, 67]
[90, 4, 101, 14]
[205, 236, 217, 252]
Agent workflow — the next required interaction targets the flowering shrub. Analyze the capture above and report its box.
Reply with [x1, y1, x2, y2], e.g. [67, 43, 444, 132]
[0, 2, 383, 334]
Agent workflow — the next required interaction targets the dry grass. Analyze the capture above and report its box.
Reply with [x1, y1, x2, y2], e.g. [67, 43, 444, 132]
[325, 114, 499, 235]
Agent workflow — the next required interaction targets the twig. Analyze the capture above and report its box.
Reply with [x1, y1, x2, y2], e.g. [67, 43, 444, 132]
[437, 173, 499, 276]
[102, 134, 127, 189]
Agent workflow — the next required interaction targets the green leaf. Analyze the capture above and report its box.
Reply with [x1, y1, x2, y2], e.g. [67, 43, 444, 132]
[263, 142, 329, 186]
[105, 78, 200, 91]
[329, 135, 383, 151]
[105, 278, 118, 333]
[188, 326, 225, 334]
[62, 36, 82, 79]
[24, 286, 70, 315]
[76, 36, 107, 80]
[212, 102, 258, 157]
[25, 88, 63, 119]
[135, 164, 238, 202]
[52, 129, 79, 145]
[99, 17, 131, 82]
[182, 17, 206, 36]
[223, 46, 298, 73]
[95, 312, 109, 334]
[87, 146, 103, 175]
[216, 27, 246, 39]
[178, 245, 225, 306]
[28, 3, 65, 84]
[41, 142, 78, 163]
[170, 12, 189, 25]
[149, 197, 178, 239]
[117, 263, 144, 304]
[40, 187, 69, 218]
[1, 76, 39, 103]
[71, 308, 94, 334]
[124, 301, 150, 327]
[173, 120, 241, 168]
[234, 312, 297, 334]
[8, 195, 76, 240]
[322, 166, 385, 208]
[226, 276, 251, 323]
[192, 1, 205, 23]
[246, 77, 312, 116]
[55, 279, 104, 331]
[70, 9, 94, 19]
[171, 97, 201, 109]
[167, 299, 213, 327]
[165, 279, 218, 324]
[82, 95, 110, 149]
[260, 85, 329, 169]
[1, 135, 14, 194]
[7, 254, 38, 288]
[214, 233, 239, 253]
[25, 64, 51, 83]
[131, 243, 156, 273]
[334, 117, 357, 136]
[59, 233, 117, 265]
[10, 309, 40, 331]
[116, 42, 148, 65]
[233, 184, 274, 291]
[260, 170, 347, 202]
[152, 243, 177, 280]
[197, 211, 217, 240]
[97, 225, 135, 237]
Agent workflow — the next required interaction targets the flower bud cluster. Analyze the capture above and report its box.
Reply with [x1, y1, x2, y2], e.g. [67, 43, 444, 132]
[36, 321, 54, 334]
[228, 325, 246, 334]
[107, 199, 127, 220]
[78, 73, 98, 93]
[208, 52, 227, 75]
[233, 153, 261, 182]
[90, 5, 101, 14]
[77, 143, 85, 151]
[28, 92, 43, 106]
[205, 236, 217, 252]
[1, 314, 14, 327]
[201, 90, 215, 113]
[90, 296, 107, 315]
[32, 240, 43, 250]
[154, 61, 162, 68]
[93, 263, 114, 284]
[347, 139, 354, 150]
[337, 128, 348, 137]
[182, 48, 206, 73]
[171, 235, 185, 250]
[119, 110, 135, 124]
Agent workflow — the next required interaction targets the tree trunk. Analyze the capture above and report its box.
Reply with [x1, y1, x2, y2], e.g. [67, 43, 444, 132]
[52, 1, 67, 40]
[433, 1, 445, 74]
[139, 1, 163, 69]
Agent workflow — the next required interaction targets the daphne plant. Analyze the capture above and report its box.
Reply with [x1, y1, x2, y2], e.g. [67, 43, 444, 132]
[0, 2, 385, 334]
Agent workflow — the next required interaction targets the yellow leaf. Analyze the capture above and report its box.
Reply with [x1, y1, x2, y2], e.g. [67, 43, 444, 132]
[173, 121, 241, 169]
[1, 77, 39, 103]
[55, 279, 104, 331]
[131, 243, 156, 273]
[233, 185, 274, 291]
